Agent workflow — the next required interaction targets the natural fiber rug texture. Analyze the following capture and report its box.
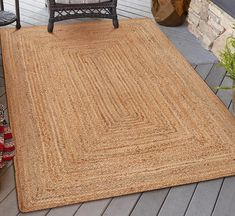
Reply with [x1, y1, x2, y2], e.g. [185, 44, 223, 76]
[1, 19, 235, 212]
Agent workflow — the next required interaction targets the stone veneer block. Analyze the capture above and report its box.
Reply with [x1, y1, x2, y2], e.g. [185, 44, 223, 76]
[187, 0, 235, 57]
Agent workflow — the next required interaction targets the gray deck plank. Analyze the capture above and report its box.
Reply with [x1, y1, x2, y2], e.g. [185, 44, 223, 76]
[120, 0, 151, 10]
[229, 101, 234, 115]
[184, 179, 223, 216]
[0, 67, 4, 78]
[130, 189, 169, 216]
[158, 184, 196, 216]
[75, 199, 111, 216]
[195, 63, 214, 80]
[117, 4, 152, 18]
[102, 194, 141, 216]
[0, 77, 5, 87]
[0, 189, 19, 216]
[159, 26, 217, 65]
[0, 164, 9, 178]
[46, 204, 80, 216]
[0, 161, 12, 178]
[216, 76, 233, 107]
[0, 165, 15, 203]
[205, 65, 226, 93]
[212, 176, 235, 216]
[0, 94, 7, 109]
[5, 1, 49, 20]
[0, 86, 5, 96]
[18, 209, 48, 216]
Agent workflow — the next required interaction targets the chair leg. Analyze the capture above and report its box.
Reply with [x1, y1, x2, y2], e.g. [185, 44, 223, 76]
[48, 21, 54, 33]
[16, 20, 21, 29]
[15, 0, 21, 30]
[113, 16, 119, 29]
[112, 5, 119, 29]
[48, 4, 55, 33]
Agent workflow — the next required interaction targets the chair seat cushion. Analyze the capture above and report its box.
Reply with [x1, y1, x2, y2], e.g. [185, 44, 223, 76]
[55, 0, 110, 4]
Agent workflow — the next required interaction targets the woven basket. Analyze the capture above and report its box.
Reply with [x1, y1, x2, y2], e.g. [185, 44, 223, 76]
[151, 0, 191, 26]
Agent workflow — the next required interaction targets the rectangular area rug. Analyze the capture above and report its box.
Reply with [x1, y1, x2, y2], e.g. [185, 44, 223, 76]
[1, 19, 235, 212]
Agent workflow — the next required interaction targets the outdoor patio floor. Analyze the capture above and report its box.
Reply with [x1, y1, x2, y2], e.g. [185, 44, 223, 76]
[0, 0, 235, 216]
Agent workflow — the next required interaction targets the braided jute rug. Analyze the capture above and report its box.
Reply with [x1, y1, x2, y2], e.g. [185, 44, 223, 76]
[1, 19, 235, 212]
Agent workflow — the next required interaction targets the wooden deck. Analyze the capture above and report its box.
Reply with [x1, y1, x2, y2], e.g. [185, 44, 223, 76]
[0, 0, 235, 215]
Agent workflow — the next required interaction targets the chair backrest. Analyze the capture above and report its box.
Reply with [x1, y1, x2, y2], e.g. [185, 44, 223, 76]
[48, 0, 119, 32]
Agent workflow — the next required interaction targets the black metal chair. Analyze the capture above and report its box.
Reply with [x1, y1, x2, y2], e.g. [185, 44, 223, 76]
[0, 0, 21, 29]
[47, 0, 119, 33]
